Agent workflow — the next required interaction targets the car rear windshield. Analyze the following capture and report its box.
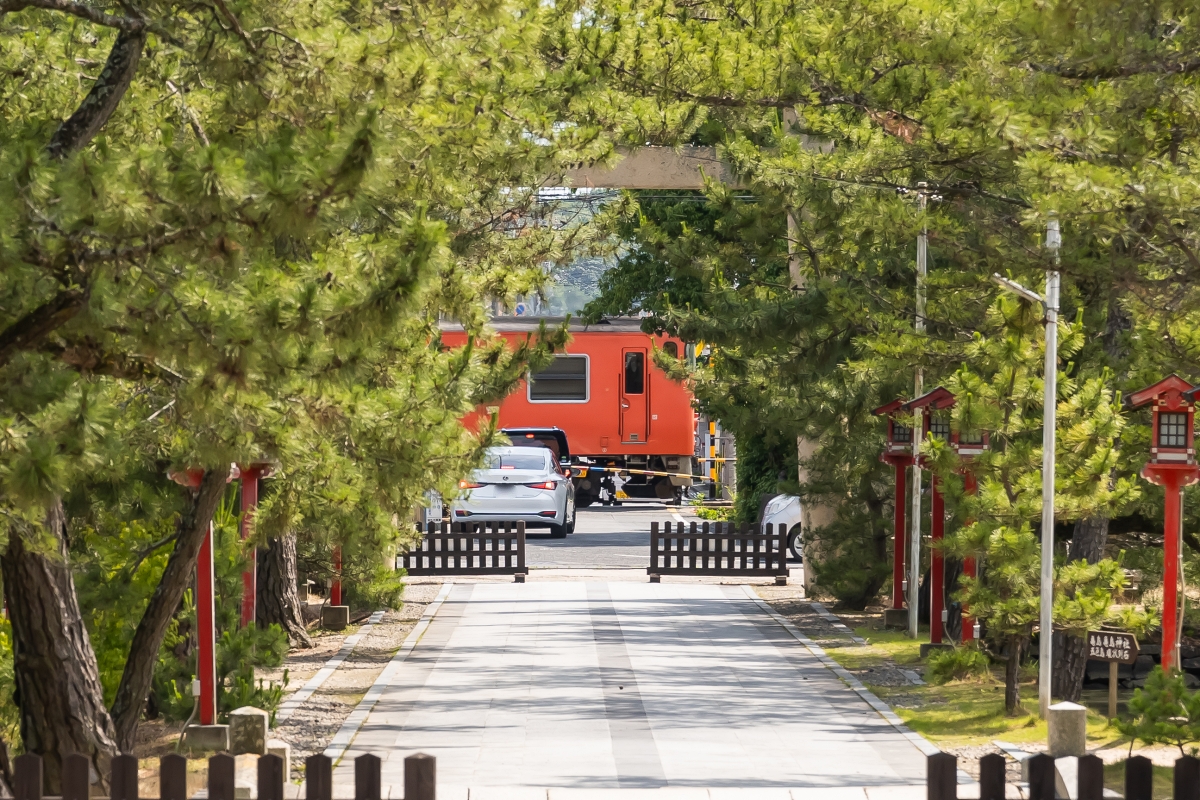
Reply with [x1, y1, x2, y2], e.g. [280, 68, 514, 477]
[483, 452, 548, 471]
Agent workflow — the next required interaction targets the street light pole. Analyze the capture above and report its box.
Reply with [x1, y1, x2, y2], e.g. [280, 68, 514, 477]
[908, 185, 928, 640]
[1039, 213, 1061, 718]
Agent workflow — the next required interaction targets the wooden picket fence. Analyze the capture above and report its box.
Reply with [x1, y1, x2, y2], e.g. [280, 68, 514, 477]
[10, 751, 435, 800]
[928, 751, 1188, 800]
[11, 750, 1198, 800]
[648, 521, 789, 584]
[399, 521, 526, 582]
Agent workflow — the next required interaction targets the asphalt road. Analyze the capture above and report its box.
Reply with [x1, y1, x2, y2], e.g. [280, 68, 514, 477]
[524, 500, 687, 569]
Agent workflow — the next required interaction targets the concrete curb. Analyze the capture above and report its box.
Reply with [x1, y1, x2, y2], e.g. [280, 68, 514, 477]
[322, 583, 454, 763]
[808, 601, 869, 644]
[276, 610, 387, 722]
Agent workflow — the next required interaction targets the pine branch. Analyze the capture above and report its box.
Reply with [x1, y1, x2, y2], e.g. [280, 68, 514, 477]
[0, 287, 89, 370]
[0, 0, 144, 31]
[1031, 56, 1200, 80]
[47, 28, 146, 158]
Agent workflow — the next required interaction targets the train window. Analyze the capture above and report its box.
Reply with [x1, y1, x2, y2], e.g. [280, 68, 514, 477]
[662, 341, 678, 358]
[624, 351, 645, 394]
[528, 355, 588, 402]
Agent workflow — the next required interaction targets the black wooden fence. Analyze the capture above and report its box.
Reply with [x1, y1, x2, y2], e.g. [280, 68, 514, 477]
[649, 521, 789, 584]
[928, 751, 1182, 800]
[400, 521, 526, 582]
[11, 750, 1194, 800]
[11, 751, 435, 800]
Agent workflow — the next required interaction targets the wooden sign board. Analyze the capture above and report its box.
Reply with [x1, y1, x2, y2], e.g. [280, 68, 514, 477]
[1087, 631, 1139, 664]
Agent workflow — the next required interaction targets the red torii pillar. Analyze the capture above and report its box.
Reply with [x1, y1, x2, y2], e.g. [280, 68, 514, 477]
[1129, 375, 1200, 672]
[873, 399, 916, 627]
[169, 466, 234, 725]
[237, 463, 274, 628]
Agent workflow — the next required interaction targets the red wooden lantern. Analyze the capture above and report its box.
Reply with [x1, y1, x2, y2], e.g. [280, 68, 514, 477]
[874, 399, 915, 617]
[1128, 375, 1199, 671]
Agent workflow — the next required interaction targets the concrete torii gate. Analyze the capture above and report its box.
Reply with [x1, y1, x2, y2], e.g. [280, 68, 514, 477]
[555, 146, 837, 592]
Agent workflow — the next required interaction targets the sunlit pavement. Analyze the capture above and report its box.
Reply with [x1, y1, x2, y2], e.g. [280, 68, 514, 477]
[331, 580, 928, 797]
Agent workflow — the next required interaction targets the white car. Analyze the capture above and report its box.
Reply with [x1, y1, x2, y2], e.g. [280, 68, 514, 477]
[762, 494, 803, 561]
[451, 446, 576, 537]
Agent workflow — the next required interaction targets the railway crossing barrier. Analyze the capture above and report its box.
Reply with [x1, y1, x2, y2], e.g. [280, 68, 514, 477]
[14, 750, 1178, 800]
[648, 521, 789, 584]
[399, 521, 527, 582]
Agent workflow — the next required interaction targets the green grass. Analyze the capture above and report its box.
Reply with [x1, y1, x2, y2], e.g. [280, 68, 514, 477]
[872, 680, 1124, 746]
[1104, 761, 1174, 800]
[818, 623, 1124, 747]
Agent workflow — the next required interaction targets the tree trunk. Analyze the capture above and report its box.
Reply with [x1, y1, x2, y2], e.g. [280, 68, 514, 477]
[1052, 515, 1113, 701]
[1004, 635, 1024, 716]
[109, 468, 228, 753]
[0, 732, 14, 798]
[0, 499, 117, 792]
[256, 534, 312, 647]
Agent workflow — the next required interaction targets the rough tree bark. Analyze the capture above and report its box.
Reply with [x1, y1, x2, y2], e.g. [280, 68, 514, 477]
[109, 468, 228, 752]
[1004, 635, 1025, 716]
[1053, 516, 1112, 701]
[46, 30, 146, 158]
[0, 500, 118, 793]
[256, 534, 312, 647]
[0, 733, 11, 798]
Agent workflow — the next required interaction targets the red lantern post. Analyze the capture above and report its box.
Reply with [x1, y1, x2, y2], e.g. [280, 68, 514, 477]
[874, 399, 915, 628]
[1128, 375, 1199, 672]
[331, 547, 343, 607]
[904, 387, 957, 648]
[953, 429, 989, 643]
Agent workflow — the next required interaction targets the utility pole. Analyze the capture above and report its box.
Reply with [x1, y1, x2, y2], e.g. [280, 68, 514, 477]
[1039, 213, 1061, 717]
[908, 185, 928, 640]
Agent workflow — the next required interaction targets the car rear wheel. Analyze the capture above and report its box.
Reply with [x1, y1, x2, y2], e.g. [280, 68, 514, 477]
[564, 502, 576, 534]
[788, 525, 803, 561]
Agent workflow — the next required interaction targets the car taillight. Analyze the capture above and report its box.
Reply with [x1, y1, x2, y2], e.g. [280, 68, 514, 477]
[526, 481, 557, 490]
[459, 480, 482, 489]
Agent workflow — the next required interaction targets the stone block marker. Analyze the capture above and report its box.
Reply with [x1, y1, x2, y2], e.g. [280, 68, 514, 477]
[321, 605, 350, 631]
[1048, 701, 1088, 757]
[229, 707, 270, 755]
[183, 724, 229, 754]
[266, 739, 291, 779]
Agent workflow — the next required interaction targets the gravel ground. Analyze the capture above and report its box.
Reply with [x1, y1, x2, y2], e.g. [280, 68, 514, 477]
[264, 584, 443, 781]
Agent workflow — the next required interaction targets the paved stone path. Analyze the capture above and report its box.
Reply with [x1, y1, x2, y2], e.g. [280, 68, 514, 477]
[334, 582, 927, 797]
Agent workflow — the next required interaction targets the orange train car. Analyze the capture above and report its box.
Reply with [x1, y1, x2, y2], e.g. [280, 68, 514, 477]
[440, 317, 697, 506]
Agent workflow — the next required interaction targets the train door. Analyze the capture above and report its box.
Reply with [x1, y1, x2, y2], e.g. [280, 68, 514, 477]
[620, 348, 648, 443]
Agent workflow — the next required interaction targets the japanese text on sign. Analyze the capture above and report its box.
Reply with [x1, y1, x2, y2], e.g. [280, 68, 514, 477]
[1086, 631, 1139, 665]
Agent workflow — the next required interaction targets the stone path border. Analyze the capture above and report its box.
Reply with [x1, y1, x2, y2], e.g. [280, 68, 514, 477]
[740, 586, 974, 785]
[276, 610, 388, 723]
[809, 601, 869, 644]
[322, 583, 454, 762]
